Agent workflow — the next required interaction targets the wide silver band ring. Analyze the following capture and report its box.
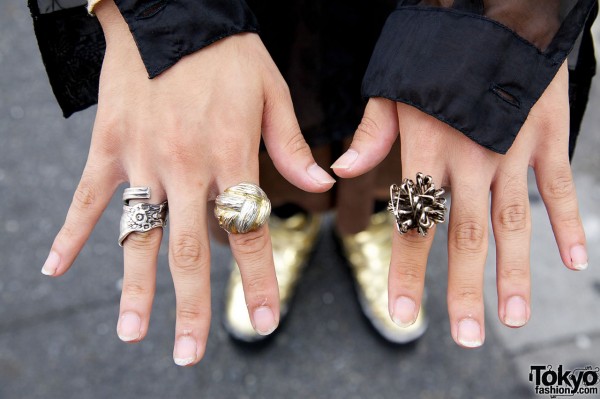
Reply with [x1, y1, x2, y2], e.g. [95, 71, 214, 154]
[119, 187, 168, 246]
[214, 182, 271, 234]
[388, 172, 447, 237]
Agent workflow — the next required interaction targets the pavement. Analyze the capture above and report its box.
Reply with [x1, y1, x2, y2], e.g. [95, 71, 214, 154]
[0, 2, 599, 399]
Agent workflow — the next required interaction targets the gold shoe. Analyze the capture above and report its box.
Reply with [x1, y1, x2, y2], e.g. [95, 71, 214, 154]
[338, 211, 428, 344]
[224, 213, 322, 342]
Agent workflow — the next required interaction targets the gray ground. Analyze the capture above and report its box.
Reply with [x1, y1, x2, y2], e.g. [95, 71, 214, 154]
[1, 2, 599, 399]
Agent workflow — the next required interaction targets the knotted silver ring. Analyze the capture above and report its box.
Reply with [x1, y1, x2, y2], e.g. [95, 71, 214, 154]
[214, 182, 271, 234]
[119, 187, 168, 246]
[388, 173, 447, 236]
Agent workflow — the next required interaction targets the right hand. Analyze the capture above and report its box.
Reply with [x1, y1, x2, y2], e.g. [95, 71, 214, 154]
[40, 0, 335, 366]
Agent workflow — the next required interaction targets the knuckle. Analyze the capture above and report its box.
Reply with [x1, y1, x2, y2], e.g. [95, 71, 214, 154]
[243, 271, 271, 293]
[91, 121, 126, 162]
[93, 117, 120, 140]
[93, 129, 121, 158]
[544, 174, 575, 200]
[72, 182, 97, 211]
[497, 203, 529, 233]
[157, 129, 195, 167]
[450, 220, 486, 254]
[125, 230, 160, 252]
[275, 80, 292, 98]
[166, 142, 195, 167]
[457, 289, 482, 303]
[391, 263, 423, 286]
[230, 229, 268, 258]
[498, 264, 529, 283]
[450, 285, 482, 304]
[400, 230, 434, 248]
[176, 303, 203, 323]
[170, 232, 206, 272]
[122, 280, 149, 299]
[264, 80, 291, 113]
[283, 130, 311, 158]
[58, 223, 78, 241]
[211, 145, 242, 167]
[355, 116, 380, 142]
[556, 211, 582, 229]
[533, 112, 564, 138]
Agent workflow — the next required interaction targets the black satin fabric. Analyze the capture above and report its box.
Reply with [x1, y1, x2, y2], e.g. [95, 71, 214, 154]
[362, 0, 598, 154]
[29, 1, 105, 117]
[28, 0, 259, 116]
[29, 0, 597, 156]
[114, 0, 259, 78]
[248, 0, 395, 146]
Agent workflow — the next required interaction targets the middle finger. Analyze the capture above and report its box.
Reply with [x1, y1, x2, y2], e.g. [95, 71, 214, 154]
[165, 177, 211, 367]
[491, 167, 531, 328]
[447, 173, 492, 348]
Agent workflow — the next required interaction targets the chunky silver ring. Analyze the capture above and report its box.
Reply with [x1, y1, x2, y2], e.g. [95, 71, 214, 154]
[388, 172, 447, 236]
[214, 182, 271, 234]
[119, 187, 168, 246]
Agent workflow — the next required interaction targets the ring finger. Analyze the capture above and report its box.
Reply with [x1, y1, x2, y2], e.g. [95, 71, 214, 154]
[388, 168, 444, 327]
[491, 166, 531, 328]
[219, 177, 280, 336]
[389, 103, 447, 327]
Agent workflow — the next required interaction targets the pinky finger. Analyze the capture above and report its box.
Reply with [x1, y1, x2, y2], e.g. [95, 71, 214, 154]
[534, 157, 587, 270]
[42, 162, 121, 277]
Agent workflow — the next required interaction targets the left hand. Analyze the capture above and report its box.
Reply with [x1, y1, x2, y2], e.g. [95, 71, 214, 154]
[332, 63, 587, 348]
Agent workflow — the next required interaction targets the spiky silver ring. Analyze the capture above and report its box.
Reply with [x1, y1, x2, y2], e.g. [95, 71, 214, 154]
[388, 173, 447, 236]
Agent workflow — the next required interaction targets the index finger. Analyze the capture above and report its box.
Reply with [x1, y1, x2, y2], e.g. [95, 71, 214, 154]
[42, 159, 122, 276]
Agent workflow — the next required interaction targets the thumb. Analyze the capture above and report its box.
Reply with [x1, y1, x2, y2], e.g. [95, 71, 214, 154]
[331, 98, 398, 178]
[261, 83, 335, 193]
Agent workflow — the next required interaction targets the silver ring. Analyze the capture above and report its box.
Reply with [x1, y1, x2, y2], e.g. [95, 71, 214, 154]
[214, 182, 271, 234]
[123, 187, 152, 205]
[388, 172, 446, 236]
[119, 187, 168, 246]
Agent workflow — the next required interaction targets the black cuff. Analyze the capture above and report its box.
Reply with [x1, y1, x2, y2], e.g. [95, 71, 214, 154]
[114, 0, 259, 78]
[29, 0, 259, 117]
[362, 1, 597, 154]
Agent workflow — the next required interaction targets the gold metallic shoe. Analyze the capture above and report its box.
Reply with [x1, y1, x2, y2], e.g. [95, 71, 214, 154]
[224, 213, 322, 342]
[338, 210, 428, 344]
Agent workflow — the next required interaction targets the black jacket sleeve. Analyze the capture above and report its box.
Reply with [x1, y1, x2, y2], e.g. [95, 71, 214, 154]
[362, 0, 598, 154]
[28, 0, 259, 117]
[113, 0, 259, 78]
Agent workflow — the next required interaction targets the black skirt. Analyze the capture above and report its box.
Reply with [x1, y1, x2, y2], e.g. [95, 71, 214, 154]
[248, 0, 396, 146]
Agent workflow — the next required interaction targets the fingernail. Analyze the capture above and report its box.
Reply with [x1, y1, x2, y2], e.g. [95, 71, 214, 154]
[570, 245, 588, 270]
[391, 296, 417, 327]
[117, 312, 141, 342]
[307, 163, 336, 185]
[457, 318, 483, 348]
[173, 335, 197, 366]
[504, 296, 528, 327]
[253, 306, 277, 335]
[331, 149, 358, 170]
[41, 251, 60, 276]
